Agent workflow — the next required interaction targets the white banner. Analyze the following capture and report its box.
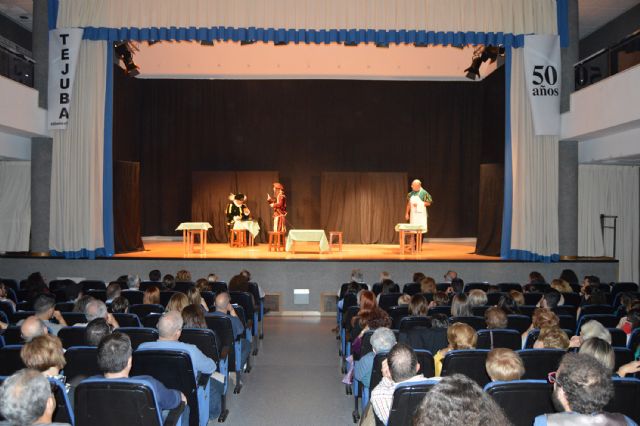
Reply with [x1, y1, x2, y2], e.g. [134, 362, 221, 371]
[523, 34, 561, 136]
[47, 28, 83, 130]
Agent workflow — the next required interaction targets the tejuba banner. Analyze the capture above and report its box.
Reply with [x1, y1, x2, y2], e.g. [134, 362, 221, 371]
[48, 28, 83, 130]
[523, 34, 561, 136]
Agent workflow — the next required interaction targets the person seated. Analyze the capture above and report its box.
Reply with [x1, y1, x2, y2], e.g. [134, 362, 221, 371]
[537, 290, 563, 310]
[408, 294, 428, 317]
[523, 308, 559, 342]
[182, 304, 207, 329]
[579, 337, 640, 378]
[20, 334, 66, 380]
[398, 313, 449, 355]
[76, 300, 119, 329]
[497, 293, 521, 315]
[20, 316, 49, 342]
[509, 290, 525, 306]
[484, 307, 508, 330]
[534, 353, 635, 425]
[617, 308, 640, 336]
[85, 318, 113, 346]
[206, 274, 219, 284]
[411, 272, 426, 285]
[105, 282, 121, 304]
[615, 294, 639, 322]
[430, 292, 449, 308]
[372, 272, 393, 295]
[210, 292, 251, 367]
[0, 282, 16, 310]
[0, 369, 71, 426]
[20, 294, 68, 336]
[450, 293, 473, 317]
[570, 319, 612, 348]
[195, 278, 212, 293]
[550, 278, 573, 294]
[485, 348, 525, 382]
[527, 271, 547, 287]
[239, 270, 265, 299]
[165, 292, 189, 313]
[434, 322, 477, 376]
[533, 326, 570, 350]
[187, 288, 209, 312]
[354, 327, 396, 389]
[73, 295, 94, 313]
[350, 292, 392, 356]
[449, 278, 464, 294]
[559, 269, 579, 287]
[419, 277, 436, 294]
[226, 193, 250, 230]
[143, 286, 161, 305]
[443, 270, 458, 283]
[110, 296, 130, 314]
[148, 269, 162, 283]
[95, 333, 186, 412]
[375, 279, 397, 301]
[138, 312, 218, 419]
[24, 272, 50, 303]
[413, 374, 511, 426]
[175, 270, 192, 283]
[369, 343, 425, 425]
[468, 289, 488, 308]
[397, 294, 412, 307]
[162, 274, 176, 290]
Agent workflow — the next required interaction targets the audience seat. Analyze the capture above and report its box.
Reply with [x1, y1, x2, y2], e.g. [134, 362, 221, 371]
[611, 283, 639, 298]
[0, 345, 25, 376]
[484, 380, 554, 426]
[577, 314, 619, 333]
[506, 315, 531, 334]
[200, 292, 215, 309]
[580, 304, 616, 317]
[523, 329, 574, 349]
[160, 291, 177, 307]
[174, 281, 195, 294]
[449, 316, 485, 331]
[553, 305, 577, 317]
[0, 325, 21, 345]
[523, 293, 544, 306]
[205, 315, 244, 394]
[142, 313, 162, 329]
[402, 283, 421, 296]
[87, 289, 107, 302]
[557, 315, 577, 332]
[561, 293, 581, 307]
[75, 377, 185, 426]
[605, 377, 640, 423]
[518, 349, 564, 380]
[427, 306, 451, 317]
[55, 301, 75, 312]
[609, 328, 628, 347]
[129, 304, 165, 319]
[614, 348, 635, 372]
[441, 349, 491, 387]
[132, 349, 208, 426]
[372, 283, 400, 296]
[139, 281, 162, 291]
[628, 328, 640, 353]
[61, 312, 87, 325]
[398, 316, 430, 333]
[63, 346, 100, 383]
[339, 283, 368, 299]
[386, 380, 439, 426]
[497, 283, 522, 292]
[10, 310, 35, 324]
[613, 291, 640, 308]
[378, 294, 400, 311]
[119, 327, 159, 350]
[80, 280, 106, 291]
[476, 329, 522, 350]
[464, 283, 490, 292]
[209, 281, 229, 295]
[58, 326, 88, 348]
[486, 292, 506, 306]
[472, 306, 490, 317]
[121, 290, 144, 305]
[517, 305, 536, 317]
[113, 312, 142, 327]
[388, 306, 409, 329]
[0, 301, 14, 319]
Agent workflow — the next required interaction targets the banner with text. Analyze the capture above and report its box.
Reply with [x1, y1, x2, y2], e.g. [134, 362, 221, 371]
[48, 28, 83, 130]
[523, 34, 561, 136]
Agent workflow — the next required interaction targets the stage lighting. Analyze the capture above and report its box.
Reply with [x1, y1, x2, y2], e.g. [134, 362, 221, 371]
[114, 42, 140, 77]
[464, 45, 504, 80]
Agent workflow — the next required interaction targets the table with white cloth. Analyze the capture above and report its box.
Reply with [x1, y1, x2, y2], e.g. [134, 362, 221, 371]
[176, 222, 212, 255]
[232, 220, 261, 246]
[286, 229, 330, 253]
[395, 223, 426, 253]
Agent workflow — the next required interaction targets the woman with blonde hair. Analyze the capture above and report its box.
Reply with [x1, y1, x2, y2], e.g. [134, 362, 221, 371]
[509, 290, 525, 306]
[166, 292, 189, 313]
[20, 334, 66, 378]
[420, 277, 437, 294]
[550, 278, 573, 294]
[523, 307, 559, 342]
[468, 289, 488, 307]
[434, 322, 477, 376]
[533, 326, 570, 350]
[187, 287, 209, 312]
[176, 269, 192, 282]
[143, 286, 161, 305]
[451, 293, 473, 317]
[408, 294, 429, 317]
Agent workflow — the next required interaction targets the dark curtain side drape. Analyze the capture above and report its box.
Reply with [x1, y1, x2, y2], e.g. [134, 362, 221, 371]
[475, 163, 504, 256]
[114, 161, 144, 253]
[321, 172, 406, 244]
[191, 171, 278, 242]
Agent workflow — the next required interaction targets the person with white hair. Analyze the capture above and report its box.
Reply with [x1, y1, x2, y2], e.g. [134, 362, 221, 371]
[209, 292, 251, 368]
[354, 327, 397, 389]
[74, 299, 119, 328]
[570, 319, 611, 348]
[405, 179, 432, 231]
[19, 316, 49, 342]
[0, 369, 69, 426]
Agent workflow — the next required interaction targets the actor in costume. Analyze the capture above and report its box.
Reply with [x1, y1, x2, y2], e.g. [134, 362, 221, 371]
[405, 179, 432, 231]
[226, 193, 250, 231]
[267, 182, 287, 232]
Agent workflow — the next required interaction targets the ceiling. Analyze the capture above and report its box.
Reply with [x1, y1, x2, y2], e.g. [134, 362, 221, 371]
[0, 0, 638, 40]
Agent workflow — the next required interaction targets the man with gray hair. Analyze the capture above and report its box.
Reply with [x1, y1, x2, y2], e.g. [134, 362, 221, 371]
[0, 368, 69, 425]
[19, 316, 49, 342]
[354, 327, 397, 389]
[210, 292, 251, 368]
[75, 299, 119, 328]
[405, 179, 432, 231]
[137, 311, 220, 420]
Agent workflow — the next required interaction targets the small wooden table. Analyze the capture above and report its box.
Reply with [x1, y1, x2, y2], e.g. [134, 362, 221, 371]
[176, 222, 212, 255]
[395, 224, 426, 254]
[286, 230, 330, 254]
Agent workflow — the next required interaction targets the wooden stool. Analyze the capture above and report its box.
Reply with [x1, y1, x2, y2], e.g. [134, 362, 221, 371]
[399, 230, 422, 254]
[230, 229, 247, 248]
[329, 231, 343, 252]
[268, 231, 285, 252]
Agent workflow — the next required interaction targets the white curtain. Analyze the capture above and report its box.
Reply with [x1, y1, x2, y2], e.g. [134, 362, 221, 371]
[508, 48, 559, 259]
[0, 161, 31, 252]
[579, 165, 640, 282]
[49, 40, 107, 255]
[57, 0, 557, 34]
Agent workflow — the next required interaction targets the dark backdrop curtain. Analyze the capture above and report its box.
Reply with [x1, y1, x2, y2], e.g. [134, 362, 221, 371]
[113, 161, 144, 253]
[191, 171, 278, 242]
[321, 172, 406, 244]
[113, 66, 505, 238]
[475, 163, 504, 256]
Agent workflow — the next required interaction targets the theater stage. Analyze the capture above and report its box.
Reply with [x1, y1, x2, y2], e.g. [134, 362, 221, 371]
[114, 239, 497, 261]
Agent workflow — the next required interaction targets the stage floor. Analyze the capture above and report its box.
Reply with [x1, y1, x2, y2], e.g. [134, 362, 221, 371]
[114, 240, 500, 261]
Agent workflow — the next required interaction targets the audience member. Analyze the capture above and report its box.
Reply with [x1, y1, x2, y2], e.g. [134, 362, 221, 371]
[126, 275, 141, 291]
[166, 292, 189, 313]
[399, 314, 449, 355]
[485, 348, 525, 382]
[617, 308, 640, 336]
[468, 289, 488, 307]
[354, 327, 396, 389]
[350, 291, 391, 353]
[105, 282, 121, 304]
[187, 288, 209, 312]
[182, 304, 207, 328]
[434, 322, 477, 376]
[523, 308, 559, 342]
[431, 292, 449, 307]
[370, 343, 424, 425]
[20, 334, 66, 379]
[551, 279, 573, 294]
[451, 293, 473, 317]
[25, 272, 49, 302]
[419, 277, 436, 294]
[376, 279, 396, 299]
[239, 269, 265, 298]
[29, 294, 67, 336]
[397, 294, 411, 307]
[228, 274, 252, 295]
[412, 272, 426, 284]
[195, 278, 211, 293]
[570, 319, 612, 348]
[85, 318, 113, 346]
[529, 271, 546, 285]
[484, 307, 508, 329]
[73, 295, 94, 313]
[559, 269, 579, 286]
[0, 282, 16, 310]
[148, 269, 161, 282]
[20, 316, 48, 342]
[443, 270, 458, 283]
[0, 369, 69, 426]
[413, 374, 510, 426]
[533, 326, 570, 350]
[538, 290, 563, 309]
[210, 292, 251, 367]
[408, 294, 428, 316]
[509, 290, 525, 306]
[176, 270, 192, 282]
[96, 333, 185, 411]
[579, 337, 640, 378]
[534, 353, 633, 425]
[143, 287, 161, 305]
[110, 296, 129, 314]
[497, 293, 521, 315]
[163, 274, 176, 290]
[206, 274, 219, 283]
[449, 278, 464, 294]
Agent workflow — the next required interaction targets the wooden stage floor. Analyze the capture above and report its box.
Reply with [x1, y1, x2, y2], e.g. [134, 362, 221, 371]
[114, 240, 500, 261]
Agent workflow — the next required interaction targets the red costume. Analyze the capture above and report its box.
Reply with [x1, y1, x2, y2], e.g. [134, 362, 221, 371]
[268, 183, 287, 232]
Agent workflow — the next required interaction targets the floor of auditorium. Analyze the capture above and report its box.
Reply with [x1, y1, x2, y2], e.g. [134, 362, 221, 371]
[221, 316, 351, 426]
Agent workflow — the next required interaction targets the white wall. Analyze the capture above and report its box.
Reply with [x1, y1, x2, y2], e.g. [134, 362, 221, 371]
[0, 131, 31, 160]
